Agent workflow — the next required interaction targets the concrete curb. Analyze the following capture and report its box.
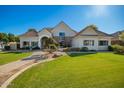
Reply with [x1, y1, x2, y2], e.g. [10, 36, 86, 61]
[0, 58, 54, 88]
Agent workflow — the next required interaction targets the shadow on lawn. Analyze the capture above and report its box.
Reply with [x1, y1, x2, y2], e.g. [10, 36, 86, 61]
[67, 52, 97, 57]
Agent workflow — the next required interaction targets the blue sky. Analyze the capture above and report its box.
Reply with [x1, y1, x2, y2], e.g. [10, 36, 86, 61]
[0, 5, 124, 35]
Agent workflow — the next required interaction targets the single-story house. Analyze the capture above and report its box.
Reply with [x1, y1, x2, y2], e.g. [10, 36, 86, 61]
[19, 21, 113, 50]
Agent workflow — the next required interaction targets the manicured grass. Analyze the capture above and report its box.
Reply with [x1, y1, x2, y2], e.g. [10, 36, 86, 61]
[0, 52, 32, 65]
[8, 53, 124, 88]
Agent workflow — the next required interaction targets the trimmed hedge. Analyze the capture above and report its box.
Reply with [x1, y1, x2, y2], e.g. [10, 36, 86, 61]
[32, 46, 40, 50]
[62, 47, 89, 52]
[70, 47, 80, 51]
[80, 47, 88, 52]
[21, 47, 30, 50]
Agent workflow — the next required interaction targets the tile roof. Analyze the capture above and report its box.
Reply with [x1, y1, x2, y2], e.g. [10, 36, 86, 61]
[19, 29, 38, 37]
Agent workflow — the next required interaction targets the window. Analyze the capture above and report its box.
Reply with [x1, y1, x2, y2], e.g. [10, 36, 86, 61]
[99, 40, 108, 46]
[59, 32, 65, 37]
[59, 32, 65, 41]
[23, 41, 29, 46]
[31, 42, 38, 47]
[84, 40, 94, 46]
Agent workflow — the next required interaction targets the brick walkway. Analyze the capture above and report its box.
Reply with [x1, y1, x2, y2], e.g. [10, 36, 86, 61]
[0, 51, 47, 86]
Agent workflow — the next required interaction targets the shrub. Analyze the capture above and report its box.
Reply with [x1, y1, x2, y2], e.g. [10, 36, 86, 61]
[70, 47, 80, 51]
[112, 45, 124, 54]
[20, 47, 30, 50]
[32, 46, 40, 50]
[4, 46, 10, 50]
[20, 47, 25, 50]
[108, 46, 113, 51]
[25, 47, 30, 50]
[90, 50, 96, 52]
[81, 47, 88, 51]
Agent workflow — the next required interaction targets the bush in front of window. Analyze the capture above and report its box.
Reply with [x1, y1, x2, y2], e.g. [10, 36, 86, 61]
[32, 46, 40, 50]
[70, 47, 81, 52]
[80, 47, 88, 52]
[20, 46, 30, 50]
[4, 45, 10, 50]
[108, 46, 113, 51]
[112, 45, 124, 54]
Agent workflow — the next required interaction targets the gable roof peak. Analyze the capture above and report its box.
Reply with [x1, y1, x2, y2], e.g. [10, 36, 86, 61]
[38, 27, 53, 34]
[58, 21, 66, 25]
[55, 21, 77, 33]
[74, 25, 111, 37]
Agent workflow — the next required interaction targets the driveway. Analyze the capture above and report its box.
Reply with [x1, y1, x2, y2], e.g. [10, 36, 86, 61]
[0, 51, 47, 86]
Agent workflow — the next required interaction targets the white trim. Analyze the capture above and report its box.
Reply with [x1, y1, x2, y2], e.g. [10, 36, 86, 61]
[38, 35, 50, 49]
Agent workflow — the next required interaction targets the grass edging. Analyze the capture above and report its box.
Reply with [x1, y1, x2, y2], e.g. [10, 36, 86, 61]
[1, 58, 55, 88]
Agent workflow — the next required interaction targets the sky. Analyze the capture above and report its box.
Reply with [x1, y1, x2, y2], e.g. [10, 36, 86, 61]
[0, 5, 124, 35]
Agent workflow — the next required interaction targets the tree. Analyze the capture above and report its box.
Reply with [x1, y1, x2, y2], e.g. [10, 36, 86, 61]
[88, 24, 98, 30]
[0, 33, 3, 41]
[2, 37, 9, 44]
[28, 28, 37, 32]
[2, 33, 9, 44]
[0, 32, 20, 44]
[8, 33, 15, 42]
[15, 36, 20, 42]
[119, 32, 124, 41]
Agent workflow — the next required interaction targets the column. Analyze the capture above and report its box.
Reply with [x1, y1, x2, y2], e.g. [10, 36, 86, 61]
[29, 41, 32, 50]
[108, 38, 111, 46]
[95, 39, 99, 50]
[20, 41, 23, 48]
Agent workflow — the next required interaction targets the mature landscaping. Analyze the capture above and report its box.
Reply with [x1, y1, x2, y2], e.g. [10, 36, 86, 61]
[8, 52, 124, 88]
[0, 52, 32, 65]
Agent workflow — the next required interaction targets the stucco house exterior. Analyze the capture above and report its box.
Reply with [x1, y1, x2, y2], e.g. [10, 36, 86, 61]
[19, 21, 112, 50]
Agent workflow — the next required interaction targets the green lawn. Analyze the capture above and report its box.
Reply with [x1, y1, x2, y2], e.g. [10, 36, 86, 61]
[0, 52, 32, 65]
[8, 53, 124, 88]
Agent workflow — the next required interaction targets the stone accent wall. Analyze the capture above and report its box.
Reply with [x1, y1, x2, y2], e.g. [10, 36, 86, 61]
[53, 36, 73, 47]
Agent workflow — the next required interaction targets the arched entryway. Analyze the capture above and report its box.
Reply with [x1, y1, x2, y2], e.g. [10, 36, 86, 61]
[40, 36, 49, 49]
[40, 36, 59, 49]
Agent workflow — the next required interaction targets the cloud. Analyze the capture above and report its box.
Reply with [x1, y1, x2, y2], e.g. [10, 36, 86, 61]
[86, 5, 109, 18]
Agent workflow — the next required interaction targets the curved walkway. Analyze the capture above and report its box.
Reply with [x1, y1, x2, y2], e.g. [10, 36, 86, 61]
[0, 51, 48, 87]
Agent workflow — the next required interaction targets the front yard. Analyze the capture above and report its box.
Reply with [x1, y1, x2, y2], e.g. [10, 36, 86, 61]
[8, 52, 124, 88]
[0, 52, 32, 65]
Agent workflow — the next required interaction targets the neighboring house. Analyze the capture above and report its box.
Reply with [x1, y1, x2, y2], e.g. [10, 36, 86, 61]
[19, 21, 112, 50]
[111, 30, 124, 45]
[111, 30, 124, 40]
